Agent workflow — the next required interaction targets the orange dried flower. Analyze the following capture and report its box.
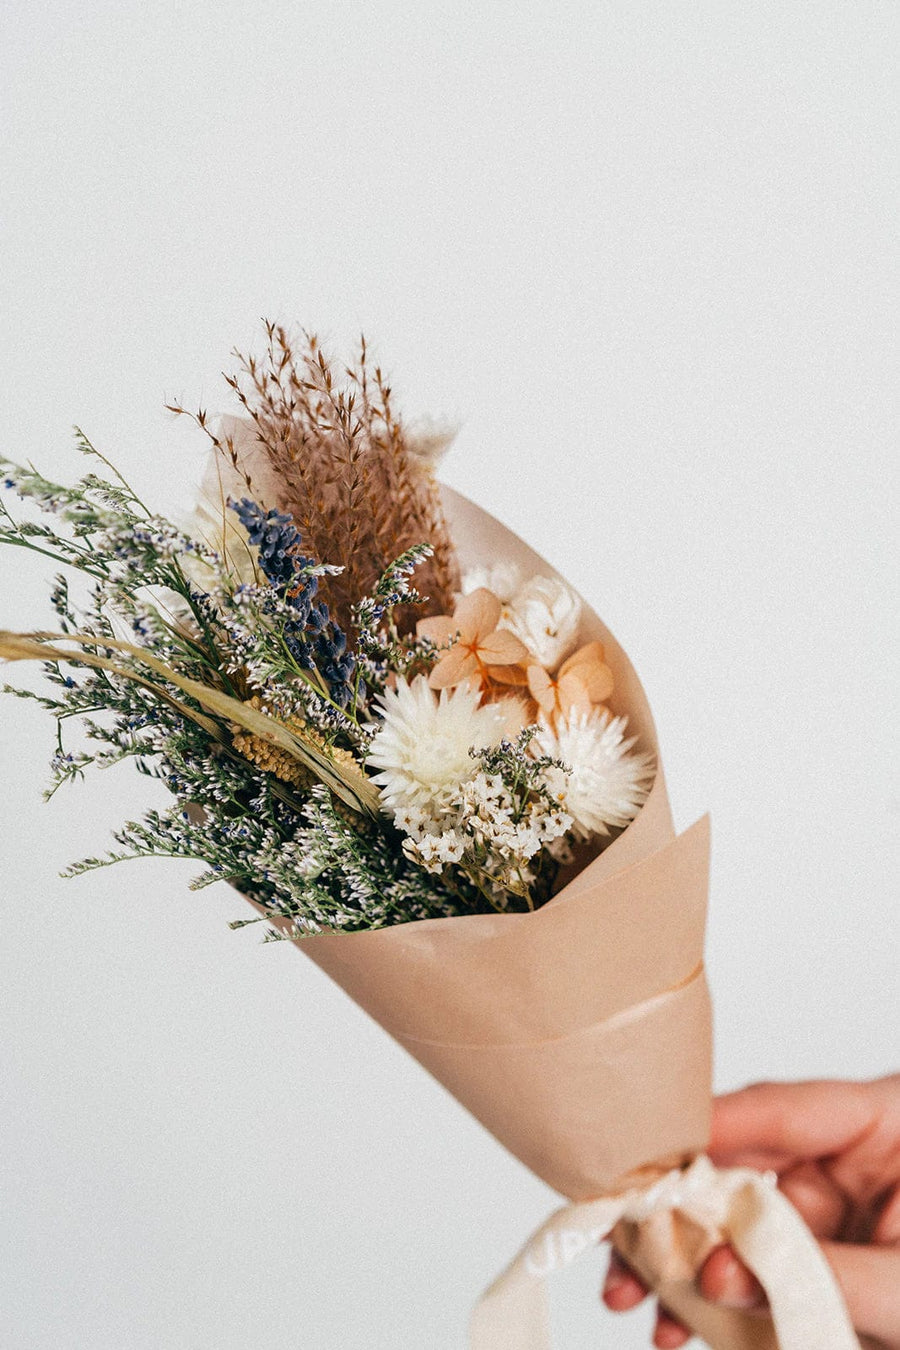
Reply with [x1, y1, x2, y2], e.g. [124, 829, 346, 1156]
[417, 589, 530, 692]
[526, 640, 614, 722]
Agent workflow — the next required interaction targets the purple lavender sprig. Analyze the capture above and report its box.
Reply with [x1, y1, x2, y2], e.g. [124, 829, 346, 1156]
[229, 498, 356, 707]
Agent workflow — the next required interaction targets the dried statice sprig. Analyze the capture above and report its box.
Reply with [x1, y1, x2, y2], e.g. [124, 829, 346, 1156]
[1, 359, 655, 932]
[239, 784, 478, 937]
[1, 452, 358, 775]
[58, 726, 469, 933]
[397, 731, 573, 910]
[168, 323, 460, 634]
[0, 443, 481, 931]
[352, 541, 439, 695]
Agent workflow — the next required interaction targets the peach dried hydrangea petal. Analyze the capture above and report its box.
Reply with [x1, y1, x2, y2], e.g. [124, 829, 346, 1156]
[557, 672, 594, 717]
[577, 664, 614, 703]
[527, 664, 557, 716]
[528, 668, 591, 720]
[477, 627, 530, 666]
[527, 656, 608, 721]
[494, 696, 530, 737]
[453, 587, 502, 642]
[559, 640, 604, 675]
[488, 662, 530, 687]
[416, 614, 459, 645]
[428, 644, 479, 689]
[559, 641, 615, 702]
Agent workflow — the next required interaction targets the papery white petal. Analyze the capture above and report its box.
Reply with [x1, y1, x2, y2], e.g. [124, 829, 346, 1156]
[500, 575, 582, 670]
[533, 710, 654, 840]
[461, 561, 523, 603]
[366, 676, 506, 815]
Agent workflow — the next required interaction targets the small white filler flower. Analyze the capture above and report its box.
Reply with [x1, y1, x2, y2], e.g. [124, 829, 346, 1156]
[366, 675, 508, 816]
[533, 709, 655, 840]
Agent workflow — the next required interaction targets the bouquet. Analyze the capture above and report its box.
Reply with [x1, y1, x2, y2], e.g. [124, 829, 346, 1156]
[0, 326, 861, 1348]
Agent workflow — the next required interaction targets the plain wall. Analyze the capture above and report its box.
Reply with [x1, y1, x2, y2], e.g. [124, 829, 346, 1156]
[1, 2, 897, 1347]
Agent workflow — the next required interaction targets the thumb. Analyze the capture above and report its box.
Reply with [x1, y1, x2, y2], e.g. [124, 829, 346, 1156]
[820, 1241, 900, 1349]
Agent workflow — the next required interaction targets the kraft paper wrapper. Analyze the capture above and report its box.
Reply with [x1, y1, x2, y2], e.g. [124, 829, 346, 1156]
[210, 429, 859, 1348]
[210, 426, 711, 1196]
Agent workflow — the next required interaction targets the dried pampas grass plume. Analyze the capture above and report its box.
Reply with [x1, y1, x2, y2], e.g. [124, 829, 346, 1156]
[171, 324, 461, 635]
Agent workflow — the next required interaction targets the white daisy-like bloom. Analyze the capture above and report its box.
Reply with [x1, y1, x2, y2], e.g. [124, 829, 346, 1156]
[533, 709, 655, 841]
[366, 675, 508, 816]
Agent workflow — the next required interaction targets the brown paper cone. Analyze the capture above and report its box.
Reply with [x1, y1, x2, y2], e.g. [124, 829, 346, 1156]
[213, 451, 715, 1199]
[295, 488, 713, 1199]
[210, 436, 858, 1346]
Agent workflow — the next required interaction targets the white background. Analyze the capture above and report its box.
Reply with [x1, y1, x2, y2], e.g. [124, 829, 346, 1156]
[1, 3, 897, 1347]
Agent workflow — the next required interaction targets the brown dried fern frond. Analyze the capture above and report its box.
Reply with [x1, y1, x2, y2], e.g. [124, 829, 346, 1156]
[179, 324, 459, 635]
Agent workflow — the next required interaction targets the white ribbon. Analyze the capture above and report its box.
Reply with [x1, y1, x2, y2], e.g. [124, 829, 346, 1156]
[470, 1156, 861, 1349]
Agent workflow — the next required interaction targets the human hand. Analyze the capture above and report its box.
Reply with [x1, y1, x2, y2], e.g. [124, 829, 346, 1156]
[601, 1076, 900, 1348]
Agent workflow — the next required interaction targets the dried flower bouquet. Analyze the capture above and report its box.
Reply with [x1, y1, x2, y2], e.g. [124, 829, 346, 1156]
[0, 328, 860, 1350]
[0, 327, 652, 929]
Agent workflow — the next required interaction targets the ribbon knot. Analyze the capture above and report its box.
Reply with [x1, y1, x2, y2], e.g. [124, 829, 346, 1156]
[470, 1156, 860, 1349]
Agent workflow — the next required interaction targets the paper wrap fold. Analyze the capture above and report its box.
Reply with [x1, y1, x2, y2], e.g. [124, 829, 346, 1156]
[214, 435, 859, 1349]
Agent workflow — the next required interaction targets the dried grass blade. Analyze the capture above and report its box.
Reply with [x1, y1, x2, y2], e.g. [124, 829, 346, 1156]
[0, 629, 380, 816]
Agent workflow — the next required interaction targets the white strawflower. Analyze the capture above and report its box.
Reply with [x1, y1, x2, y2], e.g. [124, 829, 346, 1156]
[461, 561, 523, 603]
[533, 710, 655, 840]
[501, 574, 582, 670]
[366, 676, 507, 816]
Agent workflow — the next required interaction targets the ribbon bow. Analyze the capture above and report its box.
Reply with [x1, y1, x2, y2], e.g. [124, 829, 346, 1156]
[470, 1156, 860, 1349]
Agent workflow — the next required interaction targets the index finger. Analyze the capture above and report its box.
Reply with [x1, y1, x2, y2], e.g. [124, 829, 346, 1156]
[710, 1079, 877, 1170]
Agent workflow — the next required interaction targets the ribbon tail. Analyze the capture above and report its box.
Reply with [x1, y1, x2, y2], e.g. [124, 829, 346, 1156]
[469, 1264, 551, 1350]
[727, 1175, 860, 1348]
[469, 1196, 629, 1350]
[471, 1159, 862, 1350]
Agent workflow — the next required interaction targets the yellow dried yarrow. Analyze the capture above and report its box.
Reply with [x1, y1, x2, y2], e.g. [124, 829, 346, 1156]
[231, 696, 360, 790]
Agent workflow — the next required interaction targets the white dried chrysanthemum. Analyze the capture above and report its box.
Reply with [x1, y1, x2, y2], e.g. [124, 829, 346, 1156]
[366, 676, 508, 815]
[460, 561, 523, 604]
[500, 574, 582, 671]
[533, 709, 655, 840]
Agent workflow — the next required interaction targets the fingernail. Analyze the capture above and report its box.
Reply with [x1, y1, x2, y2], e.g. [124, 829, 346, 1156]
[716, 1259, 763, 1309]
[654, 1311, 689, 1349]
[700, 1246, 766, 1310]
